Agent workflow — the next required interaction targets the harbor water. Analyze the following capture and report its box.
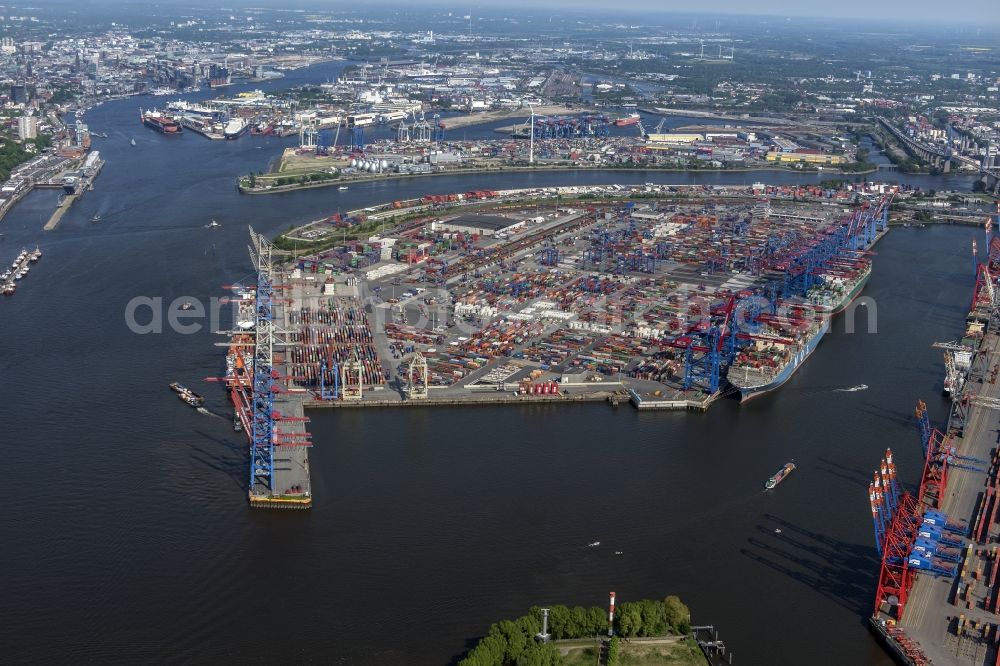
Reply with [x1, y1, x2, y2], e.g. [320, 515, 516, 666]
[0, 62, 985, 664]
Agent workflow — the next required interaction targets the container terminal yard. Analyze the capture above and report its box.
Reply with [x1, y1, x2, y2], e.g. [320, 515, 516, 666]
[219, 183, 893, 508]
[867, 221, 1000, 666]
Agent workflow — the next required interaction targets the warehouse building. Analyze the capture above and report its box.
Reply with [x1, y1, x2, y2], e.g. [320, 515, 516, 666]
[766, 150, 847, 165]
[431, 214, 525, 237]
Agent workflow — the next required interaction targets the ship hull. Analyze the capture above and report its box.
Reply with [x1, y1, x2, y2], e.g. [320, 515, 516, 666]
[730, 319, 830, 402]
[143, 118, 182, 134]
[224, 123, 250, 140]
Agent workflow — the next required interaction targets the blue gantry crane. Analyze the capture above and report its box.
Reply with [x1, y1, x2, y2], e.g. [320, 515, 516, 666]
[248, 227, 278, 498]
[319, 358, 340, 400]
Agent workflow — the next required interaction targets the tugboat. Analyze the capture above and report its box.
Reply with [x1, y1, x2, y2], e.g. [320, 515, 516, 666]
[29, 247, 40, 261]
[765, 462, 796, 490]
[91, 214, 101, 224]
[169, 382, 206, 407]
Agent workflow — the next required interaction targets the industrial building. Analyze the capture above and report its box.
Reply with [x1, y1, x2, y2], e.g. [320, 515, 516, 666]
[766, 150, 847, 165]
[645, 133, 703, 146]
[431, 214, 525, 236]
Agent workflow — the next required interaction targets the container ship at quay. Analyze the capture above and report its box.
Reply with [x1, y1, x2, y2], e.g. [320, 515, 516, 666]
[725, 195, 891, 401]
[807, 260, 872, 315]
[224, 292, 257, 432]
[726, 307, 830, 401]
[726, 263, 871, 401]
[139, 108, 182, 134]
[936, 251, 992, 399]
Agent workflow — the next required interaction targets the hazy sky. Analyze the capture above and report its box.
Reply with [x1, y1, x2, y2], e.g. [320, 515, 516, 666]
[627, 0, 996, 24]
[352, 0, 1000, 26]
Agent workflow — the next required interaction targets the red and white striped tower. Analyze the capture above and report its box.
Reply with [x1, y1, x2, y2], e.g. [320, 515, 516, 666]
[608, 592, 616, 637]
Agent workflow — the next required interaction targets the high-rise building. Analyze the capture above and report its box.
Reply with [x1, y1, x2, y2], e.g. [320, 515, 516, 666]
[10, 82, 27, 104]
[74, 120, 90, 149]
[18, 115, 37, 140]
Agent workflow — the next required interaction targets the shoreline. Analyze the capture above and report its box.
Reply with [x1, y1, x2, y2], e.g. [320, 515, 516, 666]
[239, 164, 879, 195]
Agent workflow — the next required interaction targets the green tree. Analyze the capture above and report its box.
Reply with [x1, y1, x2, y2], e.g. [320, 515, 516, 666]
[476, 634, 506, 665]
[514, 642, 560, 666]
[547, 605, 571, 639]
[516, 613, 541, 640]
[587, 606, 607, 636]
[458, 654, 488, 666]
[607, 635, 621, 666]
[615, 602, 642, 638]
[248, 172, 256, 188]
[569, 606, 590, 637]
[639, 599, 667, 636]
[491, 620, 528, 663]
[663, 595, 691, 634]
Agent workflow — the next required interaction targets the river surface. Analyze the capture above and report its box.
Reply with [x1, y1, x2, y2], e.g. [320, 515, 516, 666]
[0, 61, 986, 664]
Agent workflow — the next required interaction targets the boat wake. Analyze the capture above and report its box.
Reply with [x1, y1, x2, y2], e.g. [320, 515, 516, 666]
[834, 384, 868, 393]
[196, 407, 225, 419]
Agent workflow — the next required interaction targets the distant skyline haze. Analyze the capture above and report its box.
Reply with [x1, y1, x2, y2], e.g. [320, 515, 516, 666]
[264, 0, 1000, 26]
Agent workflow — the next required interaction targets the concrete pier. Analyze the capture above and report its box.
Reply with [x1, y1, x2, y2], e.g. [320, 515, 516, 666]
[248, 395, 312, 510]
[43, 194, 77, 231]
[895, 319, 1000, 663]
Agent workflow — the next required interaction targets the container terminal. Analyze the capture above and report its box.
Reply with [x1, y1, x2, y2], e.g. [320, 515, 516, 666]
[868, 215, 1000, 666]
[219, 183, 893, 508]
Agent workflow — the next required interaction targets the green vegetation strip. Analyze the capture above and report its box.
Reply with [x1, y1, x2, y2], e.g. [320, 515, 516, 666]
[458, 596, 694, 666]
